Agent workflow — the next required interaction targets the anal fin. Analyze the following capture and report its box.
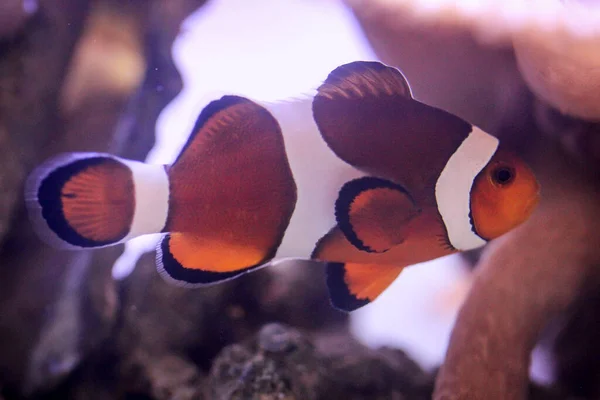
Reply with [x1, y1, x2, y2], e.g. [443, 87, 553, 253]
[326, 262, 405, 312]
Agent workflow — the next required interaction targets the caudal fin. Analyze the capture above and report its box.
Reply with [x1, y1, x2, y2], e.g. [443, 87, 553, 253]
[25, 153, 170, 249]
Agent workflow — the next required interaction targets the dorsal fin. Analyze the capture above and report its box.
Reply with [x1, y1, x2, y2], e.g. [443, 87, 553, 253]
[313, 61, 473, 202]
[317, 61, 413, 101]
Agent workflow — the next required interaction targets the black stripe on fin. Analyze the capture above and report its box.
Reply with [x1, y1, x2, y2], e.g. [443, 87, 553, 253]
[156, 234, 265, 287]
[326, 262, 370, 312]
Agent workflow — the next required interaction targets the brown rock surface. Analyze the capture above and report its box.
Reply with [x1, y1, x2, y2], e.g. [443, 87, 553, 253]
[0, 0, 207, 396]
[207, 323, 435, 400]
[0, 0, 36, 40]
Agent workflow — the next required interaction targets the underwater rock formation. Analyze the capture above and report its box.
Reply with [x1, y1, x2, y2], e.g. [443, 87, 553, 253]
[207, 323, 434, 400]
[0, 0, 34, 39]
[115, 253, 347, 374]
[0, 0, 206, 396]
[0, 0, 94, 394]
[552, 285, 600, 398]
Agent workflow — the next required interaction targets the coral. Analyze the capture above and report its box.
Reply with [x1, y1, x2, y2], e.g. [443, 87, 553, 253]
[345, 0, 600, 399]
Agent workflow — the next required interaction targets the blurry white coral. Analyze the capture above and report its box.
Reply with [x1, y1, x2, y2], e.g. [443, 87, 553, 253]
[347, 0, 600, 120]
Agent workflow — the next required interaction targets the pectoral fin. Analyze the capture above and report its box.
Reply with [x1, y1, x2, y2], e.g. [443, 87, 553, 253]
[336, 176, 420, 253]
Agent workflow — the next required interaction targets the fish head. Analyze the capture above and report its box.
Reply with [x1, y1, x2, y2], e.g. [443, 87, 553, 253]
[470, 147, 540, 240]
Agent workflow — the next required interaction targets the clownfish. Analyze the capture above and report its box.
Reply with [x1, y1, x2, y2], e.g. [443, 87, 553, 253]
[25, 61, 540, 312]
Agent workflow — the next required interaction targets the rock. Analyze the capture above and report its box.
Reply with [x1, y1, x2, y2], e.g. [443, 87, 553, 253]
[122, 351, 205, 400]
[17, 253, 345, 399]
[258, 323, 301, 353]
[252, 261, 348, 331]
[108, 0, 210, 161]
[22, 249, 120, 395]
[116, 254, 348, 370]
[553, 284, 600, 398]
[45, 345, 122, 400]
[0, 0, 93, 394]
[528, 383, 576, 400]
[0, 0, 89, 244]
[209, 343, 297, 400]
[0, 0, 209, 396]
[116, 251, 244, 362]
[44, 345, 203, 400]
[207, 323, 434, 400]
[0, 0, 37, 39]
[315, 332, 434, 400]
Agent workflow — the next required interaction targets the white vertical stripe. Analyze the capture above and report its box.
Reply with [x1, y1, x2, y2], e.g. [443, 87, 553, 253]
[435, 126, 499, 251]
[262, 98, 365, 261]
[120, 160, 170, 240]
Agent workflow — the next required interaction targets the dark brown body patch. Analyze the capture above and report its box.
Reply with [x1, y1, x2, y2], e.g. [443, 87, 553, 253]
[159, 96, 297, 284]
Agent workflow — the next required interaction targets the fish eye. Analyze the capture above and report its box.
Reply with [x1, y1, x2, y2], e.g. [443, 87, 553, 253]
[491, 166, 515, 186]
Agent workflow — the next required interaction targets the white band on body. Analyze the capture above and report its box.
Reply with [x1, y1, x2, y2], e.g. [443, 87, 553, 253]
[435, 126, 499, 251]
[120, 160, 170, 240]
